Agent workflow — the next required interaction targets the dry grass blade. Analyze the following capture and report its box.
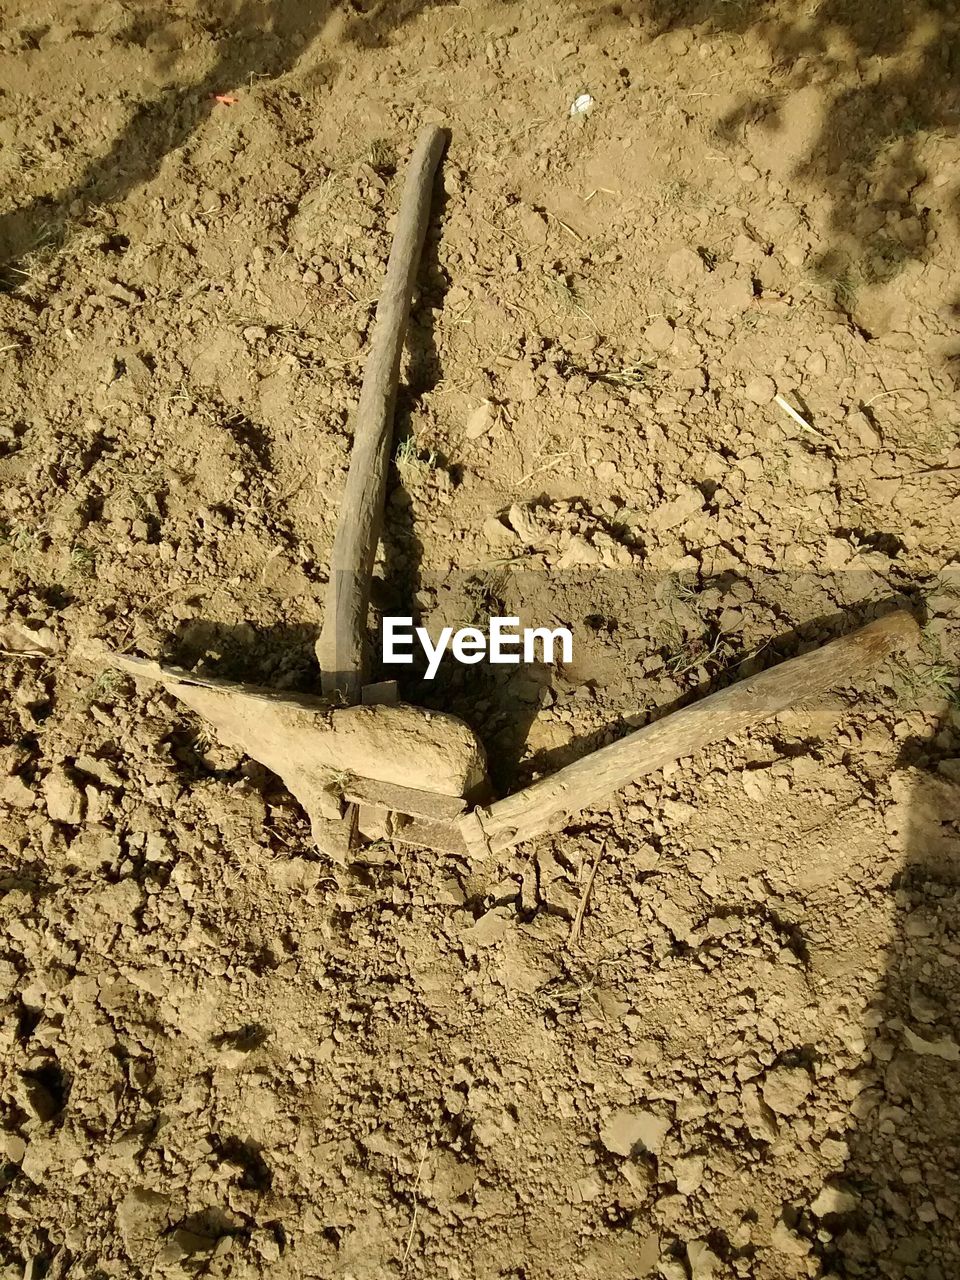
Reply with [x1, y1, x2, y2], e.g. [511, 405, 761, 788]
[568, 839, 606, 946]
[402, 1142, 429, 1267]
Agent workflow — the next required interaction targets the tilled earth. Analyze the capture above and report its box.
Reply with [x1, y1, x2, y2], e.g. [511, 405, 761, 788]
[0, 0, 959, 1277]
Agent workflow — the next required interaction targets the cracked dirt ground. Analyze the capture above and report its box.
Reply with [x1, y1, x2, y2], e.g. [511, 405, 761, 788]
[0, 0, 959, 1276]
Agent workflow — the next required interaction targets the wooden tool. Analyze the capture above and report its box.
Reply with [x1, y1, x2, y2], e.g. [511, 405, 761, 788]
[317, 123, 447, 701]
[99, 125, 922, 861]
[107, 612, 919, 859]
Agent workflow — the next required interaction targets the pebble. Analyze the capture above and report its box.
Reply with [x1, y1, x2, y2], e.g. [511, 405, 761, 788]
[600, 1107, 671, 1157]
[95, 879, 144, 924]
[659, 1262, 686, 1280]
[464, 400, 493, 440]
[819, 1137, 850, 1164]
[556, 535, 602, 568]
[762, 1065, 813, 1116]
[644, 316, 675, 351]
[519, 208, 548, 244]
[674, 1154, 705, 1194]
[811, 1182, 859, 1216]
[713, 277, 754, 313]
[687, 1239, 720, 1278]
[0, 776, 34, 809]
[903, 1027, 960, 1060]
[741, 1084, 779, 1140]
[17, 1077, 58, 1121]
[744, 375, 777, 406]
[481, 514, 515, 546]
[460, 906, 512, 949]
[647, 485, 703, 533]
[666, 247, 705, 287]
[0, 1133, 26, 1163]
[43, 767, 85, 825]
[770, 1218, 811, 1256]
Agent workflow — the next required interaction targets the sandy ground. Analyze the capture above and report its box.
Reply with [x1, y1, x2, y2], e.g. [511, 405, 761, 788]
[0, 0, 959, 1277]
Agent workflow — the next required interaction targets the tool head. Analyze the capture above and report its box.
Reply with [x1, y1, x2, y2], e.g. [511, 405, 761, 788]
[105, 653, 487, 859]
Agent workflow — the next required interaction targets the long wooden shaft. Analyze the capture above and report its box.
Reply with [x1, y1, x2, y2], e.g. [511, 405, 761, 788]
[459, 610, 920, 857]
[318, 124, 447, 700]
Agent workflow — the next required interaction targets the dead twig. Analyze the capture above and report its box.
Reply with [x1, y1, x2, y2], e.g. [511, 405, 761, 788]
[568, 839, 606, 946]
[402, 1141, 429, 1266]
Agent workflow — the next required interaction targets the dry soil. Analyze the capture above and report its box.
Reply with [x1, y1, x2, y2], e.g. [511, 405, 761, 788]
[0, 1, 959, 1278]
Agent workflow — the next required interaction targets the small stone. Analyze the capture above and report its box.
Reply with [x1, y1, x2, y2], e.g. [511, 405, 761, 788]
[908, 985, 945, 1025]
[644, 316, 675, 351]
[665, 247, 706, 286]
[714, 277, 754, 313]
[770, 1217, 811, 1256]
[744, 375, 777, 406]
[648, 484, 703, 532]
[600, 1107, 671, 1157]
[542, 880, 580, 919]
[108, 281, 142, 305]
[482, 514, 515, 546]
[556, 535, 601, 568]
[730, 232, 764, 266]
[250, 1228, 280, 1262]
[741, 1084, 779, 1140]
[687, 1239, 720, 1278]
[216, 1048, 250, 1070]
[43, 767, 85, 825]
[576, 1173, 603, 1202]
[675, 366, 706, 391]
[820, 1137, 850, 1165]
[117, 1188, 173, 1251]
[17, 1078, 58, 1122]
[674, 1155, 705, 1195]
[506, 503, 544, 544]
[438, 877, 465, 906]
[67, 826, 122, 871]
[742, 768, 774, 801]
[465, 400, 494, 440]
[903, 1027, 960, 1060]
[762, 1066, 812, 1116]
[659, 1261, 687, 1280]
[811, 1183, 859, 1216]
[0, 620, 57, 655]
[655, 899, 694, 943]
[519, 208, 548, 245]
[460, 906, 512, 948]
[95, 879, 144, 924]
[0, 776, 34, 809]
[160, 1229, 214, 1263]
[738, 163, 760, 182]
[1, 1133, 26, 1163]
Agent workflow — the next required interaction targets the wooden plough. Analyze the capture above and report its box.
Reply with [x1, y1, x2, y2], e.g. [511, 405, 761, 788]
[106, 125, 921, 861]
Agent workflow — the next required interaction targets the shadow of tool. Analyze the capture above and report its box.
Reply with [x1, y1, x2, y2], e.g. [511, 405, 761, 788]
[376, 164, 452, 642]
[814, 695, 960, 1277]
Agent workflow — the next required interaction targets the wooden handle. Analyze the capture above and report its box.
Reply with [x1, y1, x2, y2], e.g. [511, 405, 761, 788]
[459, 610, 920, 857]
[318, 124, 447, 701]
